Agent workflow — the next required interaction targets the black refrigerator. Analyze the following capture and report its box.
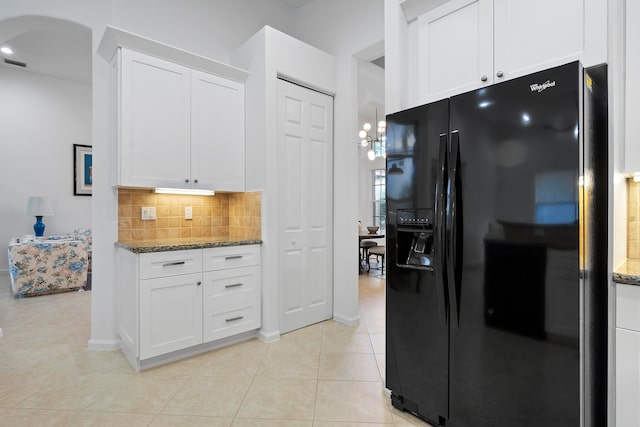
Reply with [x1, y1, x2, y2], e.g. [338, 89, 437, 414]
[385, 61, 608, 427]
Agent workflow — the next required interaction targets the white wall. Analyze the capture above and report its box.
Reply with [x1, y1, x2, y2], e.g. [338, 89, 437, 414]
[357, 63, 385, 229]
[0, 0, 304, 350]
[232, 26, 337, 337]
[110, 0, 296, 64]
[293, 0, 384, 322]
[0, 66, 91, 271]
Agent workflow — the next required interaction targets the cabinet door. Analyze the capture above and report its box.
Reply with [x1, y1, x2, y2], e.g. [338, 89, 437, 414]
[191, 70, 245, 191]
[616, 328, 640, 427]
[625, 0, 640, 173]
[493, 0, 605, 82]
[120, 49, 191, 188]
[418, 0, 493, 103]
[139, 273, 202, 359]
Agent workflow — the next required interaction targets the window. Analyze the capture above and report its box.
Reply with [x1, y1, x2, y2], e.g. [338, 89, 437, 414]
[373, 139, 386, 158]
[372, 169, 386, 230]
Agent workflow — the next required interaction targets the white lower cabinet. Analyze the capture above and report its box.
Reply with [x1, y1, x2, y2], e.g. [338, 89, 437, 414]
[616, 284, 640, 427]
[202, 265, 261, 342]
[204, 298, 260, 342]
[117, 245, 261, 370]
[140, 273, 203, 359]
[616, 328, 640, 427]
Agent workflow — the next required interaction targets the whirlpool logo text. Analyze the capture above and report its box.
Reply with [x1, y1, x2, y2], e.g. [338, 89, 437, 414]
[530, 80, 556, 93]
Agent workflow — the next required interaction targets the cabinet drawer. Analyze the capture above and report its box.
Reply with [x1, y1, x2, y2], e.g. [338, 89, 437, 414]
[617, 284, 640, 331]
[203, 266, 259, 306]
[203, 298, 260, 342]
[139, 249, 202, 280]
[202, 245, 260, 271]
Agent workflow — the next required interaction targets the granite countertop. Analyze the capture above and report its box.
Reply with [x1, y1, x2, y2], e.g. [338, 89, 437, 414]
[116, 237, 262, 254]
[613, 259, 640, 286]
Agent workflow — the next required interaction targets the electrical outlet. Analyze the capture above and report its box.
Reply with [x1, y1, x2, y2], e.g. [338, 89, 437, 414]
[185, 206, 193, 220]
[141, 207, 156, 220]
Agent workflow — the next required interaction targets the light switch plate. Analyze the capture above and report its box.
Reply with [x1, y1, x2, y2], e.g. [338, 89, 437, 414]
[141, 207, 156, 220]
[185, 206, 193, 220]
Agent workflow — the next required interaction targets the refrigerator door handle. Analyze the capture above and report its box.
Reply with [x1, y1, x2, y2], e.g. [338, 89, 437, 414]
[447, 130, 461, 328]
[435, 133, 449, 325]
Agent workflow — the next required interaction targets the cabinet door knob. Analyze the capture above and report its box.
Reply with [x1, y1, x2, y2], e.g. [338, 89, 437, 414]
[496, 71, 504, 78]
[291, 239, 296, 245]
[185, 178, 190, 183]
[194, 179, 198, 184]
[197, 281, 202, 286]
[481, 75, 488, 82]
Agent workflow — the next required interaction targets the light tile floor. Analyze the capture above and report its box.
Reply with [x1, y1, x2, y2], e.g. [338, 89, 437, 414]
[0, 266, 432, 426]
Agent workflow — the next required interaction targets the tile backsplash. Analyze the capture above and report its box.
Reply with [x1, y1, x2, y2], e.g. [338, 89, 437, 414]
[629, 179, 640, 259]
[118, 189, 261, 241]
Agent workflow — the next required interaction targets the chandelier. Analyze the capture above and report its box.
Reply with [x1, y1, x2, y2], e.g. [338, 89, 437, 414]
[358, 110, 386, 161]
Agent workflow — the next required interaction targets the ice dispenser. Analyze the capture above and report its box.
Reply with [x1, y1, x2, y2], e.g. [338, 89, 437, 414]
[395, 208, 434, 270]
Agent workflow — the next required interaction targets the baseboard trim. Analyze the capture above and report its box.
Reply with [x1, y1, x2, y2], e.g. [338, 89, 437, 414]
[138, 330, 258, 371]
[87, 339, 120, 351]
[333, 312, 360, 326]
[258, 329, 280, 343]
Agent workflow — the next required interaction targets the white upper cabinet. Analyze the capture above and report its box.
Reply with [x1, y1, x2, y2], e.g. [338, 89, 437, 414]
[99, 27, 249, 192]
[625, 0, 640, 173]
[494, 0, 604, 81]
[418, 0, 493, 102]
[117, 49, 246, 191]
[191, 70, 245, 191]
[417, 0, 606, 103]
[120, 49, 191, 188]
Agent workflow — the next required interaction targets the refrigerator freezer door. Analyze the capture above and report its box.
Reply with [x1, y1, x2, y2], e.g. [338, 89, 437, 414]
[448, 62, 582, 426]
[386, 99, 449, 425]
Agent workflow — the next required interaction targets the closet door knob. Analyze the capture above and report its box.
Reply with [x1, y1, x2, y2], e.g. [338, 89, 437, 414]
[481, 75, 488, 82]
[185, 178, 190, 183]
[496, 71, 504, 78]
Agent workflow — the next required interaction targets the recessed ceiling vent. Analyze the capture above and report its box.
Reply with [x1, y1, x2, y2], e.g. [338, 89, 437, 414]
[4, 58, 27, 68]
[370, 56, 385, 70]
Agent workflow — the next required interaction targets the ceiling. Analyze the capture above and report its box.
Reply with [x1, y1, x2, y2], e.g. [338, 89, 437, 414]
[277, 0, 317, 8]
[0, 1, 314, 85]
[0, 16, 91, 84]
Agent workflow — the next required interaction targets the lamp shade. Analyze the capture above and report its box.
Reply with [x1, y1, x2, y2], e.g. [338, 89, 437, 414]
[26, 196, 54, 216]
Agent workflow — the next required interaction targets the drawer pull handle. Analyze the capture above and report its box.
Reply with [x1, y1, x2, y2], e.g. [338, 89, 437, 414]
[225, 255, 243, 260]
[225, 283, 243, 289]
[162, 261, 186, 267]
[226, 315, 244, 322]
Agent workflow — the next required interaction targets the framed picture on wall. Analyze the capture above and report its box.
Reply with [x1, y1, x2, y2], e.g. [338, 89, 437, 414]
[74, 144, 92, 196]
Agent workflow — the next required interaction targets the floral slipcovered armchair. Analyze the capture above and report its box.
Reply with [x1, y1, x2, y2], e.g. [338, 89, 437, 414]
[74, 229, 92, 289]
[8, 237, 89, 296]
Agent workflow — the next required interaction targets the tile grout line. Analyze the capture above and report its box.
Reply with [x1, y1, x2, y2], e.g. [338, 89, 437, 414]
[230, 341, 270, 423]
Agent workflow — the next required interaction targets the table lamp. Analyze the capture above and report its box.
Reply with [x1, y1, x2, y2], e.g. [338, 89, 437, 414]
[26, 196, 54, 237]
